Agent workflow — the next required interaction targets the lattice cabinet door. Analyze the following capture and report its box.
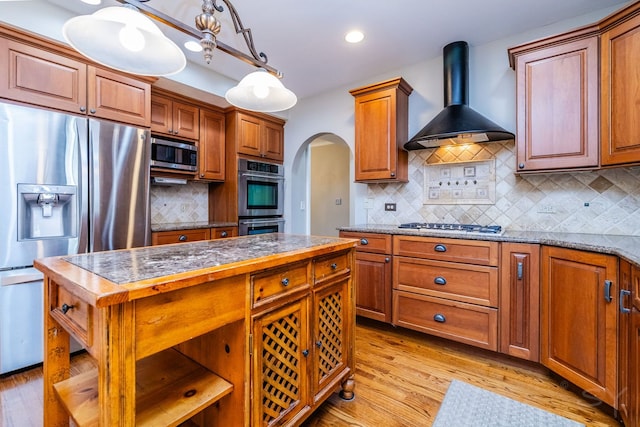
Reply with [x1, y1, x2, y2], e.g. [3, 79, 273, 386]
[312, 278, 350, 399]
[252, 297, 311, 427]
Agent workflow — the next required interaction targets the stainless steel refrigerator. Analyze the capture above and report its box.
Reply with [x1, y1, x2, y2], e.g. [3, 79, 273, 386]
[0, 102, 150, 374]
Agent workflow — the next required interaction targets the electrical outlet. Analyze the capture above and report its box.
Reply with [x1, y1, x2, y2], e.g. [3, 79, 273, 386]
[335, 198, 342, 205]
[385, 203, 396, 211]
[537, 205, 555, 214]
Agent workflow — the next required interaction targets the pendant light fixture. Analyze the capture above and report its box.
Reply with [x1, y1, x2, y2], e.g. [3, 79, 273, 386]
[62, 4, 186, 76]
[62, 0, 296, 112]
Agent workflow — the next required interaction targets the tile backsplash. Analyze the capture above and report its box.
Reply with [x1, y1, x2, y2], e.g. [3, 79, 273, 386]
[366, 141, 640, 236]
[150, 181, 209, 225]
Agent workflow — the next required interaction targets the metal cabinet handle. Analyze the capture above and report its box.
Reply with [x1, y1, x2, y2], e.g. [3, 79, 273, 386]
[302, 349, 309, 357]
[517, 261, 523, 280]
[178, 234, 187, 242]
[434, 244, 447, 252]
[220, 231, 227, 237]
[384, 257, 390, 263]
[79, 106, 86, 112]
[390, 172, 396, 177]
[89, 109, 96, 114]
[604, 280, 613, 303]
[330, 263, 338, 270]
[434, 276, 447, 285]
[281, 278, 289, 287]
[620, 289, 631, 314]
[360, 238, 369, 245]
[433, 314, 446, 323]
[518, 163, 525, 169]
[61, 303, 74, 314]
[316, 340, 322, 348]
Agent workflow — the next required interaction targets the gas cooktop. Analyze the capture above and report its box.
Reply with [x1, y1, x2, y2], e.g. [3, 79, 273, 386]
[398, 222, 502, 234]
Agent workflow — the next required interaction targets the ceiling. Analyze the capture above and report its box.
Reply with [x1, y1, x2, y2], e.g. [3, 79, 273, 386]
[44, 0, 629, 102]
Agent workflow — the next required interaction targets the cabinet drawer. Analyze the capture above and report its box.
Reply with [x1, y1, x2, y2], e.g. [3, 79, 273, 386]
[50, 284, 91, 347]
[393, 291, 498, 351]
[211, 227, 237, 239]
[339, 232, 391, 254]
[151, 229, 211, 245]
[393, 235, 499, 266]
[252, 262, 310, 307]
[314, 251, 350, 284]
[394, 257, 498, 307]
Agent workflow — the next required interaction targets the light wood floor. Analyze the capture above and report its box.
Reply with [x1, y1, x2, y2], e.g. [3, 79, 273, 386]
[0, 318, 620, 426]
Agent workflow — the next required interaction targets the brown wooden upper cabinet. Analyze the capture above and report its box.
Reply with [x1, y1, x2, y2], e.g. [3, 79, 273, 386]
[151, 93, 200, 141]
[601, 11, 640, 166]
[226, 109, 285, 163]
[350, 78, 412, 182]
[197, 108, 226, 182]
[508, 2, 640, 172]
[0, 36, 151, 127]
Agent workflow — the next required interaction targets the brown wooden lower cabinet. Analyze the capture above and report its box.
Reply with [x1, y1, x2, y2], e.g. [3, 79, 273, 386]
[541, 245, 618, 408]
[500, 243, 540, 362]
[151, 228, 210, 245]
[619, 259, 640, 427]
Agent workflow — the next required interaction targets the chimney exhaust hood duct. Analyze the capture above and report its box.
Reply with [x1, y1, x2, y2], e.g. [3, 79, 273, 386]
[404, 41, 514, 150]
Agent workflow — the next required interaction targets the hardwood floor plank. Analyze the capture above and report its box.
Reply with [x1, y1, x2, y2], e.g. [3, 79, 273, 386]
[0, 318, 619, 426]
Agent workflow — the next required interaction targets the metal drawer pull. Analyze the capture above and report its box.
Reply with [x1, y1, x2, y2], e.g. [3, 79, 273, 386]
[331, 263, 338, 270]
[434, 244, 447, 252]
[178, 234, 187, 242]
[517, 262, 523, 280]
[302, 349, 309, 357]
[220, 231, 227, 237]
[433, 314, 446, 323]
[620, 289, 631, 314]
[316, 340, 322, 348]
[434, 276, 447, 285]
[61, 303, 74, 314]
[281, 278, 289, 287]
[604, 280, 613, 303]
[360, 238, 368, 245]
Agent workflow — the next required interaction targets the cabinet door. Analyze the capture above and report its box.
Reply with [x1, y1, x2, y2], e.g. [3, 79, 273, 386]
[630, 306, 640, 427]
[514, 37, 599, 171]
[237, 113, 262, 158]
[541, 246, 618, 407]
[211, 227, 237, 239]
[354, 252, 392, 322]
[262, 119, 284, 162]
[619, 259, 633, 425]
[151, 229, 210, 245]
[252, 298, 310, 427]
[173, 101, 199, 140]
[312, 279, 350, 400]
[150, 94, 173, 134]
[354, 87, 399, 181]
[88, 67, 150, 127]
[500, 243, 540, 361]
[0, 38, 87, 114]
[198, 108, 225, 181]
[601, 14, 640, 166]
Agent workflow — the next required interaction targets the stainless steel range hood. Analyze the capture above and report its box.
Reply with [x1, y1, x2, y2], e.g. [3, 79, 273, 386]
[404, 41, 514, 150]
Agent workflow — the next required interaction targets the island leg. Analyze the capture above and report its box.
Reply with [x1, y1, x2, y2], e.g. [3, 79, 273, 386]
[339, 373, 355, 400]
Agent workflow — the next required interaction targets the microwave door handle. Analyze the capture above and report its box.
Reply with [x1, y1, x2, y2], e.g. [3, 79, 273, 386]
[240, 172, 285, 180]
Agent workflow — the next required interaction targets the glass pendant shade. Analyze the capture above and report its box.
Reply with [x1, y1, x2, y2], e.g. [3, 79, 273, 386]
[62, 6, 186, 76]
[225, 69, 297, 112]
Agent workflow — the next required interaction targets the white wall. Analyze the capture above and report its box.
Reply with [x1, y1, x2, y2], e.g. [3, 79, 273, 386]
[283, 5, 626, 234]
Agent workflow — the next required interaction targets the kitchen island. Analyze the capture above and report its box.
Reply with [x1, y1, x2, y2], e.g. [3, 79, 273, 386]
[35, 233, 357, 427]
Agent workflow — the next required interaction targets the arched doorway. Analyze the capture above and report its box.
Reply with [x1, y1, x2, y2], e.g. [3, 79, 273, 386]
[289, 133, 352, 236]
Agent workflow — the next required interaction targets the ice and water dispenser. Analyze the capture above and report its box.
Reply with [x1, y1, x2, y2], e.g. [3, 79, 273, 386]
[17, 184, 77, 240]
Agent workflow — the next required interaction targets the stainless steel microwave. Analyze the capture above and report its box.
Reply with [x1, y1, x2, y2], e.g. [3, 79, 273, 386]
[150, 137, 198, 172]
[237, 159, 284, 217]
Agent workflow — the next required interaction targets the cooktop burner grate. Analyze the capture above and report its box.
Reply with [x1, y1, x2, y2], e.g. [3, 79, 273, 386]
[398, 223, 502, 234]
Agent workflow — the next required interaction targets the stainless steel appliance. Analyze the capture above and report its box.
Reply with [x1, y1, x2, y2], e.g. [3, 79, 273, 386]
[238, 217, 285, 235]
[150, 137, 198, 173]
[398, 222, 502, 234]
[0, 102, 150, 374]
[238, 158, 284, 218]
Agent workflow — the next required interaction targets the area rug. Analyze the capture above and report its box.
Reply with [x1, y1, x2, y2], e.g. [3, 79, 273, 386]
[432, 380, 585, 427]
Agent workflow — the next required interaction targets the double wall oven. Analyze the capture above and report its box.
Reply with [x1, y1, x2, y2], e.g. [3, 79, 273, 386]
[237, 159, 285, 235]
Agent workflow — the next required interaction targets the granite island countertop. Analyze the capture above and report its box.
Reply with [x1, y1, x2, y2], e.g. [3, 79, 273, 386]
[35, 233, 358, 307]
[338, 224, 640, 266]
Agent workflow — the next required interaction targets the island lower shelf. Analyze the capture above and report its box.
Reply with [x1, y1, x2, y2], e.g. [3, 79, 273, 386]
[53, 348, 233, 427]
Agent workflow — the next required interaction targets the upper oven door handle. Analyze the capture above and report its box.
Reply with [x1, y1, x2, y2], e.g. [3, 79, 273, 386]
[240, 172, 285, 181]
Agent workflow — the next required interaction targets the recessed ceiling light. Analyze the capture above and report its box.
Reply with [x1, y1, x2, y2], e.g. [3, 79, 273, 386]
[184, 40, 203, 52]
[345, 30, 364, 44]
[81, 0, 102, 5]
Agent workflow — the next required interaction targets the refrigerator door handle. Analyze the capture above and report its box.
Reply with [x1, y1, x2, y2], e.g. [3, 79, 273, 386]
[0, 270, 44, 286]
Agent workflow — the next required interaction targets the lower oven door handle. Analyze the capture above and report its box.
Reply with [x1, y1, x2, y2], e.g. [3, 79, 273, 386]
[240, 172, 284, 181]
[240, 219, 284, 225]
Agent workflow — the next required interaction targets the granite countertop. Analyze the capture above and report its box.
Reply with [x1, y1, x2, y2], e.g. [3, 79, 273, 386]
[151, 221, 237, 232]
[63, 233, 354, 285]
[338, 224, 640, 266]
